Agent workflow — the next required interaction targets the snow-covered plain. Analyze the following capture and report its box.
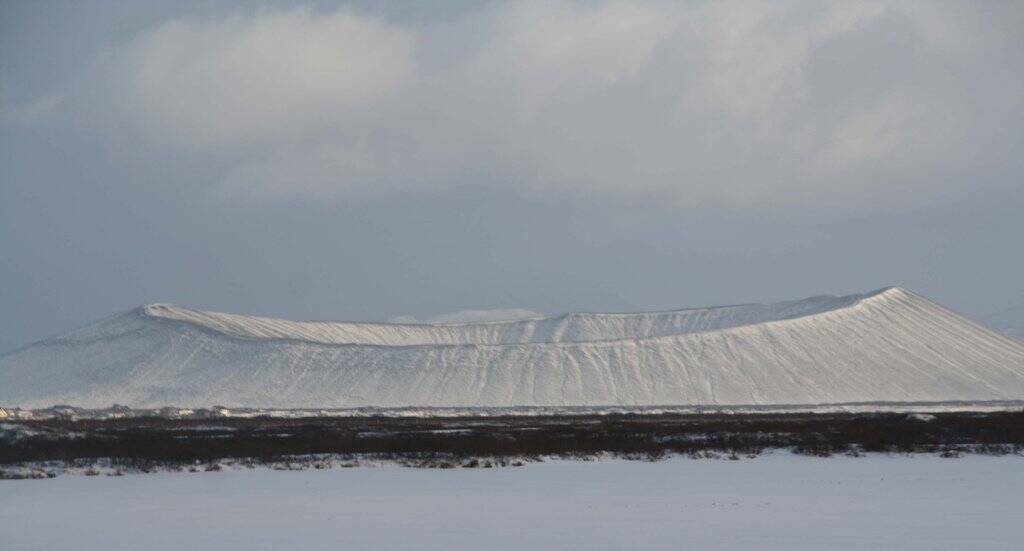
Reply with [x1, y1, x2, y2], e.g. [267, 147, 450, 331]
[3, 455, 1022, 550]
[2, 287, 1023, 409]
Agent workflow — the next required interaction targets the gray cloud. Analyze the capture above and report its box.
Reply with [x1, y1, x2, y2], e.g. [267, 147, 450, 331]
[1, 0, 1022, 354]
[70, 1, 1024, 210]
[0, 95, 62, 125]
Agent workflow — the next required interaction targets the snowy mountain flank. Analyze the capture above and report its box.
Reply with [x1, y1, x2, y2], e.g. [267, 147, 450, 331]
[2, 287, 1023, 410]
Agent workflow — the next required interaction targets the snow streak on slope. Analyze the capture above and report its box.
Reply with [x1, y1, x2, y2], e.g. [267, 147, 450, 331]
[1, 288, 1023, 409]
[134, 292, 868, 346]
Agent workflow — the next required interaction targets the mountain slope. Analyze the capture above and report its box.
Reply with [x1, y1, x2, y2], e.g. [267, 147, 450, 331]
[2, 288, 1023, 409]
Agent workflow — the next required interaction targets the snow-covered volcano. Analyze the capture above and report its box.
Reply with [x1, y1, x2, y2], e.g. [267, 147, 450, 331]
[2, 287, 1023, 409]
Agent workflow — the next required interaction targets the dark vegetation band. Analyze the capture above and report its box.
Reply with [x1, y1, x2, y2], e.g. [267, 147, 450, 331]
[4, 411, 1024, 468]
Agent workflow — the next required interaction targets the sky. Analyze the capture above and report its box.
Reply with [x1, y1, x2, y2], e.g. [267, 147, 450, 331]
[2, 0, 1023, 353]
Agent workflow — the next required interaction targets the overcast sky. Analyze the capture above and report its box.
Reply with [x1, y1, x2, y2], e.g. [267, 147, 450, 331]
[2, 0, 1023, 353]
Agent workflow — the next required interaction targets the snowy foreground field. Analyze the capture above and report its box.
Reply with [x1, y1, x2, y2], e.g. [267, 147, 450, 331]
[3, 454, 1022, 550]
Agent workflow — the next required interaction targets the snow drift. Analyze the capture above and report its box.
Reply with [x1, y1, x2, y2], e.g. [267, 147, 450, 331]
[1, 287, 1023, 409]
